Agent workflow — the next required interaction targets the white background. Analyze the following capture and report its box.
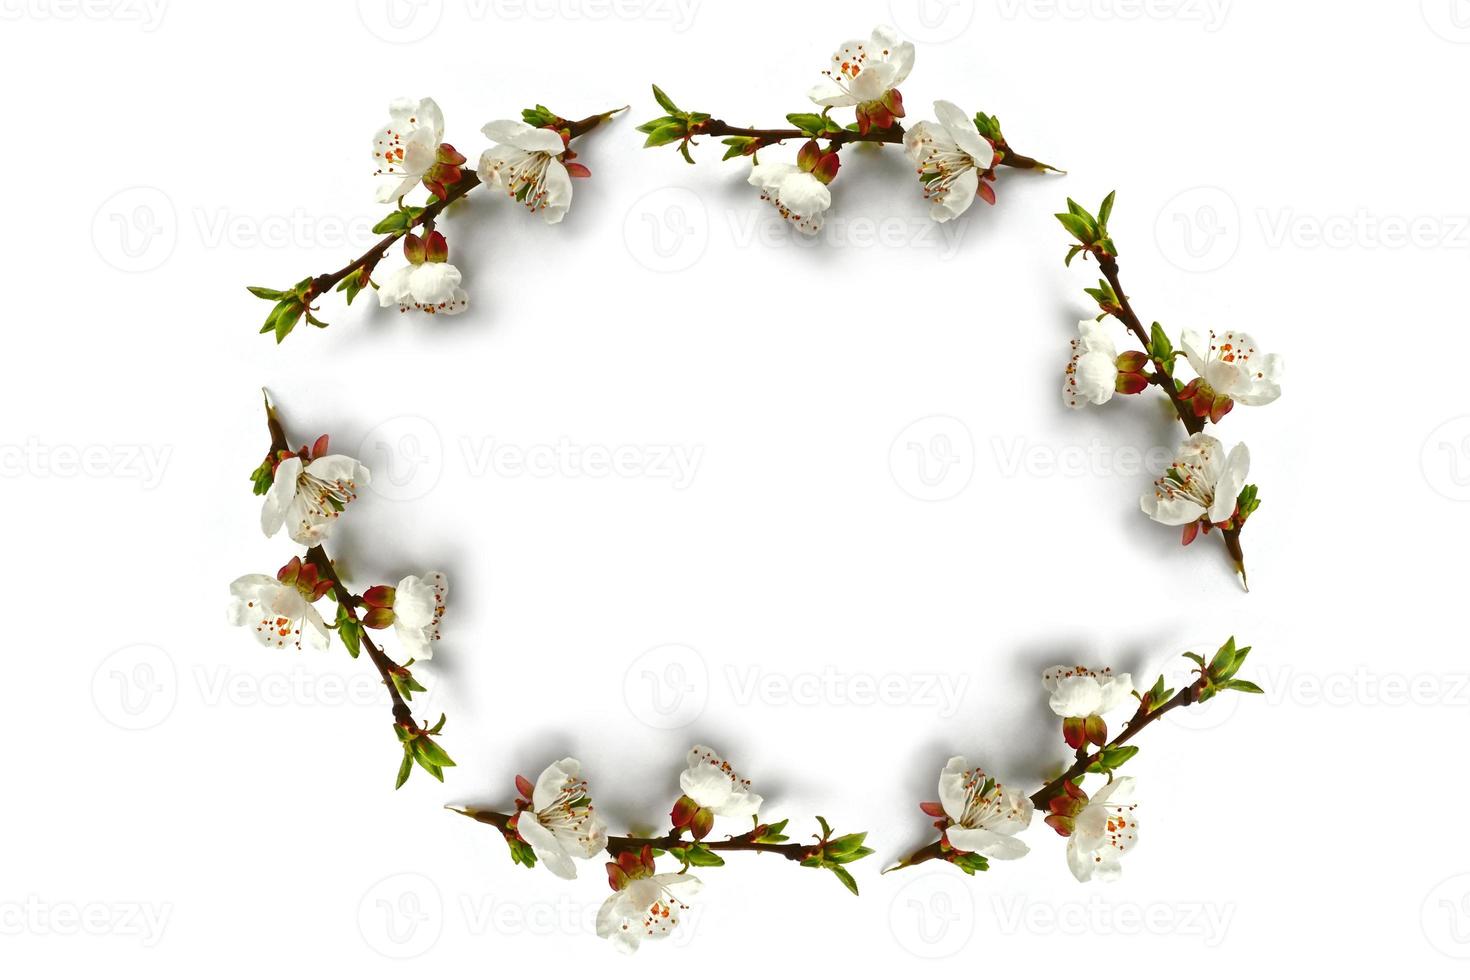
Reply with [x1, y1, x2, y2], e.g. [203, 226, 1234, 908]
[6, 0, 1469, 972]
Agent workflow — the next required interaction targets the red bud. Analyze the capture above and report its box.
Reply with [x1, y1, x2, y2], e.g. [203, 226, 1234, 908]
[514, 774, 535, 800]
[363, 606, 395, 629]
[797, 139, 823, 173]
[670, 795, 699, 829]
[436, 142, 467, 167]
[1181, 522, 1201, 547]
[403, 233, 426, 265]
[690, 807, 714, 841]
[564, 162, 591, 179]
[977, 180, 996, 206]
[362, 585, 396, 608]
[812, 151, 841, 185]
[1062, 716, 1087, 750]
[424, 230, 449, 264]
[1084, 714, 1108, 746]
[918, 801, 946, 818]
[1044, 813, 1076, 837]
[310, 434, 330, 458]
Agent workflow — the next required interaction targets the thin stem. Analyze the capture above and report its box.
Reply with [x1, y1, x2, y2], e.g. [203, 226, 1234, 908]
[301, 108, 625, 306]
[888, 679, 1205, 872]
[450, 808, 817, 862]
[262, 393, 418, 733]
[692, 118, 1057, 172]
[1096, 254, 1248, 589]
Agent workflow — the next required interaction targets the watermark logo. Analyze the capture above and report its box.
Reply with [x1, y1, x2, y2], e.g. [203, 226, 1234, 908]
[1422, 0, 1470, 42]
[1422, 417, 1470, 501]
[0, 898, 171, 946]
[888, 0, 976, 42]
[358, 872, 443, 958]
[0, 0, 167, 29]
[991, 895, 1234, 945]
[359, 415, 444, 502]
[623, 643, 708, 728]
[624, 187, 709, 273]
[889, 415, 975, 502]
[358, 0, 443, 41]
[889, 872, 975, 957]
[92, 186, 176, 273]
[1155, 186, 1239, 273]
[995, 0, 1229, 30]
[92, 644, 177, 731]
[1423, 873, 1470, 958]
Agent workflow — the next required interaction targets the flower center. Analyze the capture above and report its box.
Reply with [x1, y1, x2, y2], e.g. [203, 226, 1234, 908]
[910, 135, 977, 205]
[493, 150, 558, 213]
[1152, 453, 1216, 511]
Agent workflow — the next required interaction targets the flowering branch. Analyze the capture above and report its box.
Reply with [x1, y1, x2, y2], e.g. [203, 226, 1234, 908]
[228, 393, 453, 788]
[1058, 194, 1280, 590]
[247, 101, 624, 342]
[639, 25, 1059, 235]
[449, 746, 873, 952]
[888, 639, 1262, 879]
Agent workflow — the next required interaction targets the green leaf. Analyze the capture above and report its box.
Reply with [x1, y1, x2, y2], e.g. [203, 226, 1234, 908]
[1089, 745, 1140, 773]
[785, 112, 827, 136]
[651, 84, 681, 115]
[335, 607, 362, 659]
[755, 818, 790, 843]
[1224, 679, 1264, 695]
[1055, 211, 1096, 244]
[1064, 244, 1084, 267]
[643, 122, 687, 148]
[826, 832, 868, 858]
[828, 865, 859, 896]
[1209, 637, 1238, 680]
[247, 285, 286, 300]
[1097, 190, 1116, 229]
[676, 843, 726, 867]
[394, 750, 413, 790]
[370, 206, 423, 235]
[1148, 322, 1176, 373]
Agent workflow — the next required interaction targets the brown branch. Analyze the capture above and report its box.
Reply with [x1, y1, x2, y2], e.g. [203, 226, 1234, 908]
[451, 807, 817, 862]
[1095, 253, 1248, 588]
[888, 679, 1205, 873]
[262, 393, 419, 734]
[693, 118, 1055, 173]
[296, 108, 625, 306]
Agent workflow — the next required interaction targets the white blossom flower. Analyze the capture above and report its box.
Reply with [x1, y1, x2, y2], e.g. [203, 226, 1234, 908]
[1066, 777, 1139, 882]
[937, 757, 1033, 859]
[1064, 319, 1121, 408]
[1140, 433, 1250, 527]
[1181, 328, 1283, 406]
[391, 572, 446, 661]
[1042, 666, 1134, 718]
[478, 120, 576, 224]
[808, 25, 915, 108]
[596, 873, 701, 953]
[376, 261, 468, 315]
[372, 97, 445, 203]
[679, 745, 762, 818]
[260, 453, 370, 546]
[227, 573, 329, 651]
[748, 162, 832, 235]
[903, 101, 996, 222]
[515, 758, 608, 880]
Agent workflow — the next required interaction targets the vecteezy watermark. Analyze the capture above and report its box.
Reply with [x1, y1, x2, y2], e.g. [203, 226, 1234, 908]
[990, 895, 1234, 946]
[468, 0, 700, 31]
[1155, 186, 1241, 273]
[726, 211, 970, 259]
[888, 0, 976, 43]
[1424, 873, 1470, 958]
[192, 207, 381, 252]
[0, 440, 171, 489]
[92, 645, 177, 731]
[358, 415, 445, 503]
[459, 893, 702, 943]
[725, 666, 970, 718]
[359, 873, 444, 959]
[890, 416, 975, 502]
[1422, 417, 1470, 502]
[991, 436, 1173, 480]
[357, 0, 443, 42]
[460, 437, 703, 489]
[889, 872, 976, 958]
[0, 0, 167, 30]
[994, 0, 1229, 30]
[192, 664, 388, 710]
[624, 186, 710, 274]
[92, 186, 177, 273]
[1257, 209, 1470, 250]
[0, 898, 172, 946]
[1422, 0, 1470, 43]
[623, 644, 709, 729]
[358, 0, 697, 42]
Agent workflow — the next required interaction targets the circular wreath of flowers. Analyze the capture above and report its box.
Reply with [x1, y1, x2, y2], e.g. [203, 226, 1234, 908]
[234, 24, 1277, 954]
